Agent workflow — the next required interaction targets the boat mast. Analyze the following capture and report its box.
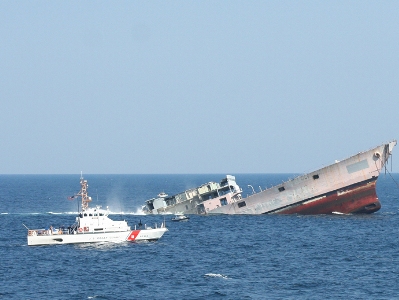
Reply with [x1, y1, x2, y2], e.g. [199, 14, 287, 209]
[77, 174, 92, 211]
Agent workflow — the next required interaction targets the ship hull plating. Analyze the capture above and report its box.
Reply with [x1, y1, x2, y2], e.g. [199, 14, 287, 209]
[271, 179, 380, 214]
[208, 141, 396, 215]
[27, 228, 168, 246]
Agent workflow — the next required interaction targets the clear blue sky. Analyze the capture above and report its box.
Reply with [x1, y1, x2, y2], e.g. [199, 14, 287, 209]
[1, 1, 398, 174]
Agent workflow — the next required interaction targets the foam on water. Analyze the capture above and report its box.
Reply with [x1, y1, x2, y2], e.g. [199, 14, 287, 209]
[332, 211, 352, 215]
[204, 273, 230, 279]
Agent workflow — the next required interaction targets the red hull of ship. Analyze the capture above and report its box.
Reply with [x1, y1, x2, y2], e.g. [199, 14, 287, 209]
[276, 179, 380, 214]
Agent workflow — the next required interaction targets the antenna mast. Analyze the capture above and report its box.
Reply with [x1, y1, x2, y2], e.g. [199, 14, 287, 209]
[77, 175, 92, 211]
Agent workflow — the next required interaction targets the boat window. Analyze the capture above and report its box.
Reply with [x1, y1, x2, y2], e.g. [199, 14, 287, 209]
[99, 213, 104, 216]
[89, 213, 93, 216]
[84, 213, 87, 217]
[94, 213, 98, 216]
[313, 174, 319, 180]
[79, 213, 83, 218]
[220, 198, 227, 206]
[237, 201, 246, 208]
[278, 187, 285, 192]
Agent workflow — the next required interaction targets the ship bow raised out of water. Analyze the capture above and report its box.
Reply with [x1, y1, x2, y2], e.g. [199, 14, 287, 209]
[211, 140, 396, 215]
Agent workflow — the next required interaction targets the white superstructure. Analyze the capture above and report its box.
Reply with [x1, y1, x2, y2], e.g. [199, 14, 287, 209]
[27, 176, 168, 246]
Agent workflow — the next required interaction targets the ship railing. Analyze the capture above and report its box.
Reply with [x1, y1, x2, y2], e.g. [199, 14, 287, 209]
[134, 221, 166, 230]
[28, 229, 52, 236]
[69, 224, 79, 234]
[28, 227, 75, 236]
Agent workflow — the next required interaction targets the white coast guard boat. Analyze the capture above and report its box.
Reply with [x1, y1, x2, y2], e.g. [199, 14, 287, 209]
[26, 176, 168, 246]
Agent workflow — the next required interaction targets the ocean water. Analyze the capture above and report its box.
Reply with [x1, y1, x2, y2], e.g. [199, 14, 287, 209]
[1, 173, 399, 300]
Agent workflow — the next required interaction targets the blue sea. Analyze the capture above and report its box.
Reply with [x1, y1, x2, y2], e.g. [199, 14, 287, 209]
[1, 173, 399, 299]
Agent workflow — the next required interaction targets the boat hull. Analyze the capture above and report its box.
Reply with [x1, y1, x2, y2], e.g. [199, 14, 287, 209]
[270, 178, 380, 214]
[171, 217, 190, 221]
[27, 228, 168, 246]
[208, 141, 396, 215]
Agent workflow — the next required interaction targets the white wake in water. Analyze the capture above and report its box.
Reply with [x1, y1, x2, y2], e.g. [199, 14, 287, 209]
[107, 207, 145, 215]
[2, 207, 146, 216]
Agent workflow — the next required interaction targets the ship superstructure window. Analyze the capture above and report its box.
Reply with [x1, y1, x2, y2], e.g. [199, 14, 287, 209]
[278, 187, 285, 192]
[237, 201, 246, 208]
[313, 174, 319, 180]
[220, 198, 227, 206]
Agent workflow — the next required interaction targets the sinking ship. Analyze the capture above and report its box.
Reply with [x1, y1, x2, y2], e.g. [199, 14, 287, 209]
[143, 140, 396, 215]
[142, 175, 243, 215]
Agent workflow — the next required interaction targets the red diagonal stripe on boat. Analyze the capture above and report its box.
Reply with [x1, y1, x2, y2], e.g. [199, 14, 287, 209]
[127, 230, 140, 241]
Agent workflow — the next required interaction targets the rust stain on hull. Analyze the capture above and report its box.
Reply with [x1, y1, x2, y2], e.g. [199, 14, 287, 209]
[276, 180, 380, 214]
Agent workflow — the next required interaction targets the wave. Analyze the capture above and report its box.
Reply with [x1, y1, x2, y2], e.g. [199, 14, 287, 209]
[1, 210, 148, 216]
[46, 212, 78, 215]
[134, 207, 145, 215]
[74, 240, 130, 250]
[107, 209, 145, 215]
[332, 211, 352, 215]
[204, 273, 230, 279]
[47, 211, 84, 215]
[1, 212, 42, 216]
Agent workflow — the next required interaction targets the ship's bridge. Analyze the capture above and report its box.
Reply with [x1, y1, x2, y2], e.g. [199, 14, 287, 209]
[77, 206, 130, 232]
